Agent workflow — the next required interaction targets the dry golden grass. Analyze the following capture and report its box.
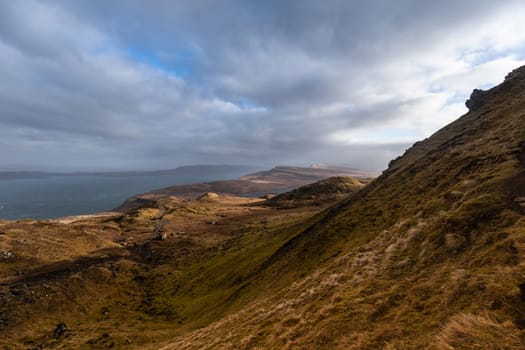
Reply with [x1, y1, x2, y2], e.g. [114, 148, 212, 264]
[435, 313, 523, 350]
[0, 194, 326, 349]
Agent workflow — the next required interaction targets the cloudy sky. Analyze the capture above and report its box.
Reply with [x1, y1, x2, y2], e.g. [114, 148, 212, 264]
[1, 0, 525, 171]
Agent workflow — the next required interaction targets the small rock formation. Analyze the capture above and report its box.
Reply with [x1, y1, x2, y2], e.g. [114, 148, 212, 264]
[53, 322, 68, 339]
[10, 287, 23, 296]
[504, 65, 525, 82]
[153, 223, 166, 241]
[465, 89, 488, 111]
[198, 192, 220, 200]
[261, 194, 276, 200]
[466, 66, 525, 112]
[152, 206, 167, 240]
[515, 197, 525, 212]
[0, 250, 17, 262]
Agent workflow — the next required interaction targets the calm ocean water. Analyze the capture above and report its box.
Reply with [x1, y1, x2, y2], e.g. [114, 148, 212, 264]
[0, 171, 245, 220]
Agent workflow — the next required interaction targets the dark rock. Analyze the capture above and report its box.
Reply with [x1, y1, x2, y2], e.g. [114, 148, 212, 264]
[9, 288, 23, 296]
[53, 322, 68, 339]
[387, 156, 401, 169]
[0, 314, 9, 327]
[0, 250, 17, 262]
[490, 299, 502, 310]
[515, 317, 525, 329]
[519, 282, 525, 301]
[22, 295, 35, 304]
[504, 65, 525, 82]
[465, 89, 488, 111]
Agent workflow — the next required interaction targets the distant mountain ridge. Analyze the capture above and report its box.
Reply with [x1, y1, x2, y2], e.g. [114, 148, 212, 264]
[241, 165, 375, 182]
[115, 165, 376, 212]
[0, 165, 256, 180]
[0, 171, 55, 180]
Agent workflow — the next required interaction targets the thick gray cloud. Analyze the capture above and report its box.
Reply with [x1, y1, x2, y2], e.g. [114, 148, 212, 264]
[1, 0, 525, 171]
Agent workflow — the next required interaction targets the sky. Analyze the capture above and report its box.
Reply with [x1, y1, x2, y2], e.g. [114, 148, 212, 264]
[1, 0, 525, 172]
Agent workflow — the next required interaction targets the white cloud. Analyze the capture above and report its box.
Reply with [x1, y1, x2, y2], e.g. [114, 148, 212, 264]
[0, 1, 524, 171]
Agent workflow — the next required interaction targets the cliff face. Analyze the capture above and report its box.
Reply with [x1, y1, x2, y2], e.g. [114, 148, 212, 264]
[466, 65, 525, 112]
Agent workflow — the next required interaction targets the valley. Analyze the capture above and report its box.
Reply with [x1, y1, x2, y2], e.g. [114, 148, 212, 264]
[0, 177, 364, 349]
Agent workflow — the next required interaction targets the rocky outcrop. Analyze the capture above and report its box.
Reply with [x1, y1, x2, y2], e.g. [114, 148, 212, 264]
[198, 192, 220, 200]
[465, 88, 488, 111]
[466, 65, 525, 112]
[504, 65, 525, 82]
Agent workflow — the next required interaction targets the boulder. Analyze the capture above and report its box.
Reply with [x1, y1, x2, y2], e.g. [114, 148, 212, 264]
[53, 322, 68, 339]
[465, 89, 488, 111]
[198, 192, 220, 200]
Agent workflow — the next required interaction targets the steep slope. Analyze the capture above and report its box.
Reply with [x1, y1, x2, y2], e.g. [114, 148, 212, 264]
[158, 67, 525, 349]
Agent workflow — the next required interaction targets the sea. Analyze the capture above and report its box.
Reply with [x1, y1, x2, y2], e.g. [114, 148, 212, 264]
[0, 171, 246, 220]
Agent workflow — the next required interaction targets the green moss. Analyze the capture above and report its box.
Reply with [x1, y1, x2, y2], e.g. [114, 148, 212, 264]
[444, 194, 505, 234]
[140, 212, 318, 329]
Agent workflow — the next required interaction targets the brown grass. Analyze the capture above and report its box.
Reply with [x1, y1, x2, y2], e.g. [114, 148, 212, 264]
[435, 313, 523, 350]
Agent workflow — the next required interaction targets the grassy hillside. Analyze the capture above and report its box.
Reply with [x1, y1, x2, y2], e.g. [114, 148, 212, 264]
[2, 66, 525, 349]
[0, 194, 331, 349]
[157, 67, 525, 349]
